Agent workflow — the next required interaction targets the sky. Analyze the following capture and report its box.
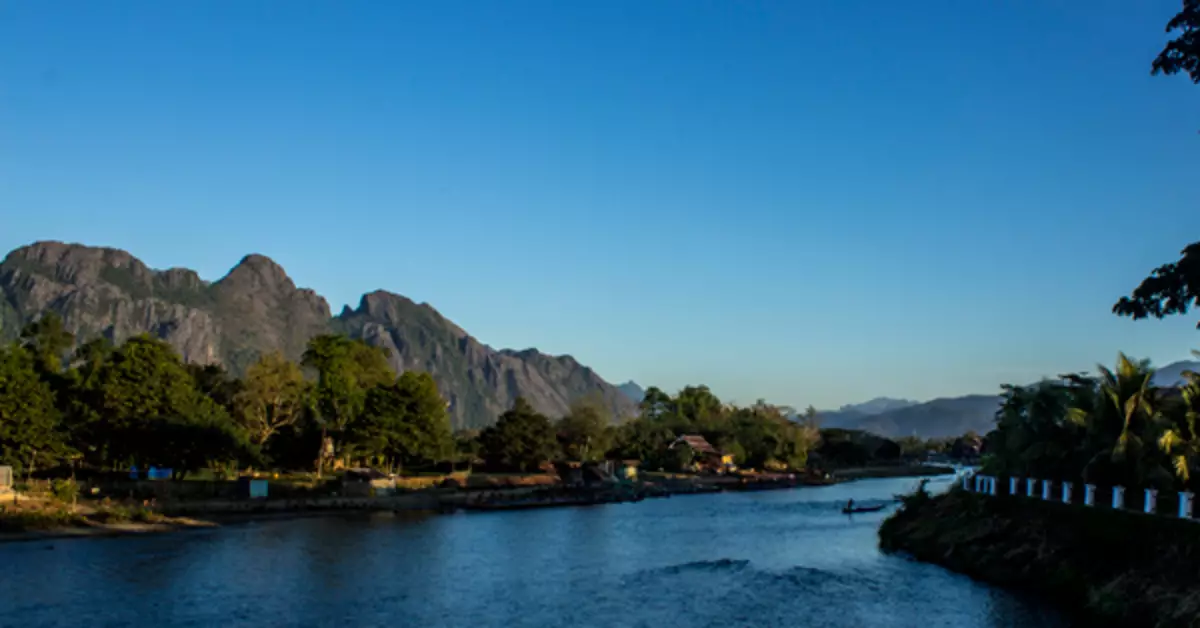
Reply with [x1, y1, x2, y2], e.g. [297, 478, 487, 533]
[2, 1, 1199, 410]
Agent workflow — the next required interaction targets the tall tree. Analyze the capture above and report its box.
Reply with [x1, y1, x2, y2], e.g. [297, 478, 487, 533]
[301, 334, 394, 474]
[349, 371, 452, 470]
[0, 343, 66, 477]
[74, 334, 245, 472]
[20, 313, 74, 376]
[235, 352, 309, 447]
[557, 395, 611, 461]
[480, 397, 558, 471]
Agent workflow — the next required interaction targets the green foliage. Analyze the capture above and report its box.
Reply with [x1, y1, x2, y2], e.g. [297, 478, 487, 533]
[51, 478, 78, 503]
[984, 354, 1190, 489]
[348, 371, 454, 469]
[20, 313, 74, 376]
[480, 397, 559, 471]
[234, 352, 308, 446]
[556, 395, 611, 461]
[0, 342, 66, 475]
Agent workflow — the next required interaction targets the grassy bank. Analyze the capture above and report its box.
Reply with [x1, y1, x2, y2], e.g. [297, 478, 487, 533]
[0, 499, 215, 542]
[879, 489, 1200, 627]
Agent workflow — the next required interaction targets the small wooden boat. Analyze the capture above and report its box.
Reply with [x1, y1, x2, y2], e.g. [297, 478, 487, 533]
[842, 503, 887, 514]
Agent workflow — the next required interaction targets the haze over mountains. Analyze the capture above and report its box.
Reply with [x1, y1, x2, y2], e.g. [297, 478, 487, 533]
[809, 360, 1200, 439]
[0, 241, 638, 430]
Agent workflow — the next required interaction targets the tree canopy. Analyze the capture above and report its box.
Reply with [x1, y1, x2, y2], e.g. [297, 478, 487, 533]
[1152, 0, 1200, 83]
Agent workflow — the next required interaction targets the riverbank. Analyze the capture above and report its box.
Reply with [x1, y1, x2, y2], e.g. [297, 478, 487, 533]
[878, 489, 1200, 627]
[0, 502, 218, 544]
[830, 463, 957, 481]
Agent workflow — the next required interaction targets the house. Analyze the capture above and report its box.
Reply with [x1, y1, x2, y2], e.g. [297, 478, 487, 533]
[669, 435, 736, 473]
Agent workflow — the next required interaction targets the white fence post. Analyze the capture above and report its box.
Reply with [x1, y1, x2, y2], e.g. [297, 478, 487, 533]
[1180, 492, 1194, 519]
[1085, 484, 1096, 506]
[1145, 489, 1158, 514]
[1010, 477, 1019, 495]
[1062, 482, 1072, 504]
[962, 474, 971, 491]
[1041, 479, 1052, 501]
[1113, 486, 1125, 510]
[1026, 478, 1037, 497]
[989, 477, 997, 496]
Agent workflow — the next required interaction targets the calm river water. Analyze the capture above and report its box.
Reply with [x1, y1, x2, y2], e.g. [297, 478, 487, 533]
[0, 476, 1066, 628]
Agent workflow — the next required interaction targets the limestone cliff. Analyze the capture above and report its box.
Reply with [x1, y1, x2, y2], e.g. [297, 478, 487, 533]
[0, 241, 637, 429]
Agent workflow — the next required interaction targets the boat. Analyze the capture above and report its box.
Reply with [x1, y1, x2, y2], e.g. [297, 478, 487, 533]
[842, 503, 888, 514]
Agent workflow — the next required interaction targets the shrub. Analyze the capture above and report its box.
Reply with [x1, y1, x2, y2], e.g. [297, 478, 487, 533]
[51, 479, 79, 503]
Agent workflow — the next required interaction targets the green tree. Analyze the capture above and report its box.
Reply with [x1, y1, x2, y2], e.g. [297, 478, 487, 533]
[301, 334, 394, 474]
[480, 397, 558, 471]
[557, 395, 611, 461]
[187, 363, 242, 412]
[20, 313, 74, 376]
[234, 351, 309, 447]
[349, 371, 453, 469]
[608, 417, 675, 468]
[74, 334, 247, 473]
[639, 386, 673, 421]
[0, 343, 66, 477]
[1159, 373, 1200, 485]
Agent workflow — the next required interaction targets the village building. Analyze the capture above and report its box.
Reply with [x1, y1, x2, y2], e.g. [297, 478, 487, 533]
[669, 435, 736, 473]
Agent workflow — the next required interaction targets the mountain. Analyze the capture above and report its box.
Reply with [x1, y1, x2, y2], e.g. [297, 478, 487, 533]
[0, 241, 637, 429]
[815, 394, 1000, 439]
[846, 395, 1003, 439]
[841, 397, 918, 415]
[1151, 360, 1200, 387]
[617, 381, 645, 403]
[816, 397, 918, 428]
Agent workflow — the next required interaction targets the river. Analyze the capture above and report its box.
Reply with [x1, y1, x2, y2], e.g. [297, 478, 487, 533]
[0, 475, 1065, 628]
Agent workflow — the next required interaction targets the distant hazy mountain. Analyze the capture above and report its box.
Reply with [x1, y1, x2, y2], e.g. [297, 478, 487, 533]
[817, 395, 1000, 439]
[822, 360, 1200, 440]
[1151, 360, 1200, 387]
[617, 381, 645, 403]
[815, 397, 917, 429]
[850, 395, 1003, 439]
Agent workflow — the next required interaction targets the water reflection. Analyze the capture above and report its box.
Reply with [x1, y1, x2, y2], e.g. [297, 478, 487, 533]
[0, 476, 1062, 628]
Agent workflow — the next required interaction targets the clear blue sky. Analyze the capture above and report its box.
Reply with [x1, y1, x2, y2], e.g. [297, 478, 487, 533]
[2, 1, 1199, 409]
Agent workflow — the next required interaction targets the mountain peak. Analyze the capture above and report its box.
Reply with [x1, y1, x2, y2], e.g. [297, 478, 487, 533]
[218, 253, 295, 291]
[1, 240, 635, 429]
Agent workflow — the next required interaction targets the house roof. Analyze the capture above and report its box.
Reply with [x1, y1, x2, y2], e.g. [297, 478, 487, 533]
[671, 434, 720, 455]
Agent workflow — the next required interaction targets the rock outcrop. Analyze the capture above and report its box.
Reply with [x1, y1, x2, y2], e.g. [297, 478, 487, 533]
[0, 241, 637, 429]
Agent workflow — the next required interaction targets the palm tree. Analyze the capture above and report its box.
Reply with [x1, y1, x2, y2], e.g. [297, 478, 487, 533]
[1067, 353, 1170, 487]
[1159, 375, 1200, 486]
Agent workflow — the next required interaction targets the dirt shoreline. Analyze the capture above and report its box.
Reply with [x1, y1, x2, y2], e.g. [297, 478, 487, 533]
[0, 518, 218, 544]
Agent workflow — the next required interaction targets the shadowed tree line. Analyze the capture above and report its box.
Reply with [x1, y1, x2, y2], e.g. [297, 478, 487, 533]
[0, 319, 455, 480]
[0, 317, 833, 479]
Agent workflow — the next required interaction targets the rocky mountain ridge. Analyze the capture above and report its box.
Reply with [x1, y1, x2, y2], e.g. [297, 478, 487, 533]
[0, 241, 637, 429]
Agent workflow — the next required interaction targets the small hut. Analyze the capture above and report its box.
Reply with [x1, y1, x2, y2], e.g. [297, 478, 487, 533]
[669, 435, 736, 473]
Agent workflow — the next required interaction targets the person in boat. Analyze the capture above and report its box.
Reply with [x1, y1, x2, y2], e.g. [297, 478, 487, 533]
[846, 498, 855, 511]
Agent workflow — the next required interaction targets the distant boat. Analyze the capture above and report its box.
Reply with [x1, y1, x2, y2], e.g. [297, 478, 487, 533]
[842, 503, 887, 514]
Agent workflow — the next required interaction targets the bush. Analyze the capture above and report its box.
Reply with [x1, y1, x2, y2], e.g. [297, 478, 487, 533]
[51, 479, 78, 503]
